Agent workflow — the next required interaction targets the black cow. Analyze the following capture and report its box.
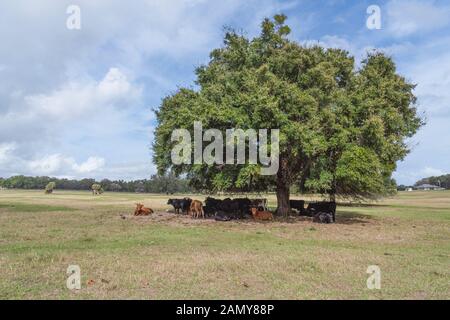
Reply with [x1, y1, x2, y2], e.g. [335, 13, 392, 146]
[213, 198, 239, 217]
[167, 198, 192, 214]
[203, 205, 217, 217]
[205, 197, 222, 209]
[214, 211, 233, 221]
[313, 212, 334, 224]
[306, 202, 336, 222]
[289, 200, 306, 215]
[204, 197, 252, 219]
[219, 198, 251, 218]
[203, 197, 222, 217]
[233, 198, 252, 216]
[217, 210, 242, 221]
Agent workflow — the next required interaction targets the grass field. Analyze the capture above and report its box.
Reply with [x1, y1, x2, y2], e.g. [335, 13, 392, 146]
[0, 189, 449, 300]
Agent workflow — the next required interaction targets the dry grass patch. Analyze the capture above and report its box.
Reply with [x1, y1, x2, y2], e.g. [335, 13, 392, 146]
[0, 190, 449, 299]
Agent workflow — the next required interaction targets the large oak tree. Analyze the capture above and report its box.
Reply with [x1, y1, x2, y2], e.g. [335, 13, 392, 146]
[153, 15, 423, 216]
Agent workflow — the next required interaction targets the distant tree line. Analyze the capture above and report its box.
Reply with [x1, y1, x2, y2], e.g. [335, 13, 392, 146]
[396, 174, 450, 191]
[414, 174, 450, 189]
[0, 175, 194, 194]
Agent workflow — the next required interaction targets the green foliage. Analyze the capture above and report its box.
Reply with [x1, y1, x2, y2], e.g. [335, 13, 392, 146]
[146, 174, 192, 194]
[0, 175, 193, 194]
[0, 176, 51, 189]
[44, 182, 56, 194]
[91, 183, 104, 194]
[153, 15, 422, 209]
[335, 146, 386, 199]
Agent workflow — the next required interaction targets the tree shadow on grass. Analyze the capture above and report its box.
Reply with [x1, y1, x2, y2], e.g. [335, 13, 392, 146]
[335, 210, 374, 225]
[272, 210, 374, 225]
[337, 202, 390, 208]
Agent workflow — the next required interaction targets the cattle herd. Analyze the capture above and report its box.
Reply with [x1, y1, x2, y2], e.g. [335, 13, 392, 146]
[157, 197, 336, 223]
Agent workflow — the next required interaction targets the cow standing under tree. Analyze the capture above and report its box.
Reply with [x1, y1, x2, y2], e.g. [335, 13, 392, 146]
[167, 198, 192, 214]
[189, 200, 204, 219]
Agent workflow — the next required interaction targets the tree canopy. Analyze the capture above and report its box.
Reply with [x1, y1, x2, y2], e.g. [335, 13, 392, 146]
[44, 181, 56, 194]
[91, 183, 104, 194]
[153, 15, 423, 215]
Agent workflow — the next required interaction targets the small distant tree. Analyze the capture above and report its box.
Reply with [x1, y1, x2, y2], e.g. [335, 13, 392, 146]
[91, 183, 104, 195]
[44, 182, 56, 194]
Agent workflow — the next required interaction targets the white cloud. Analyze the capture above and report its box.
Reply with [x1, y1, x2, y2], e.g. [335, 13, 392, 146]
[303, 35, 415, 65]
[23, 68, 140, 121]
[98, 68, 132, 99]
[422, 166, 444, 177]
[26, 154, 105, 177]
[0, 143, 17, 164]
[0, 0, 291, 180]
[386, 0, 450, 37]
[313, 35, 353, 51]
[1, 151, 153, 181]
[0, 67, 134, 179]
[406, 51, 450, 117]
[28, 154, 68, 175]
[73, 157, 105, 174]
[302, 35, 381, 64]
[0, 143, 106, 178]
[302, 35, 356, 56]
[0, 67, 146, 164]
[27, 154, 105, 176]
[394, 166, 446, 185]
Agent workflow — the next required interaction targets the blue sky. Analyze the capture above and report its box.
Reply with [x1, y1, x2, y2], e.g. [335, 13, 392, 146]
[0, 0, 449, 185]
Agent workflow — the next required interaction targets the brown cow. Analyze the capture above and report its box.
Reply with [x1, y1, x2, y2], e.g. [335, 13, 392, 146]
[189, 200, 204, 219]
[134, 203, 154, 216]
[250, 207, 273, 221]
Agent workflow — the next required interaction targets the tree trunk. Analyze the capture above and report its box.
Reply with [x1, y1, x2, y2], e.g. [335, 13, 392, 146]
[276, 180, 290, 218]
[330, 193, 336, 202]
[276, 157, 291, 217]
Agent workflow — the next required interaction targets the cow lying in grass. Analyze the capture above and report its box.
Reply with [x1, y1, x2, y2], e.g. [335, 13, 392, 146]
[307, 202, 336, 222]
[313, 212, 334, 224]
[250, 207, 273, 221]
[189, 200, 204, 219]
[134, 203, 154, 216]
